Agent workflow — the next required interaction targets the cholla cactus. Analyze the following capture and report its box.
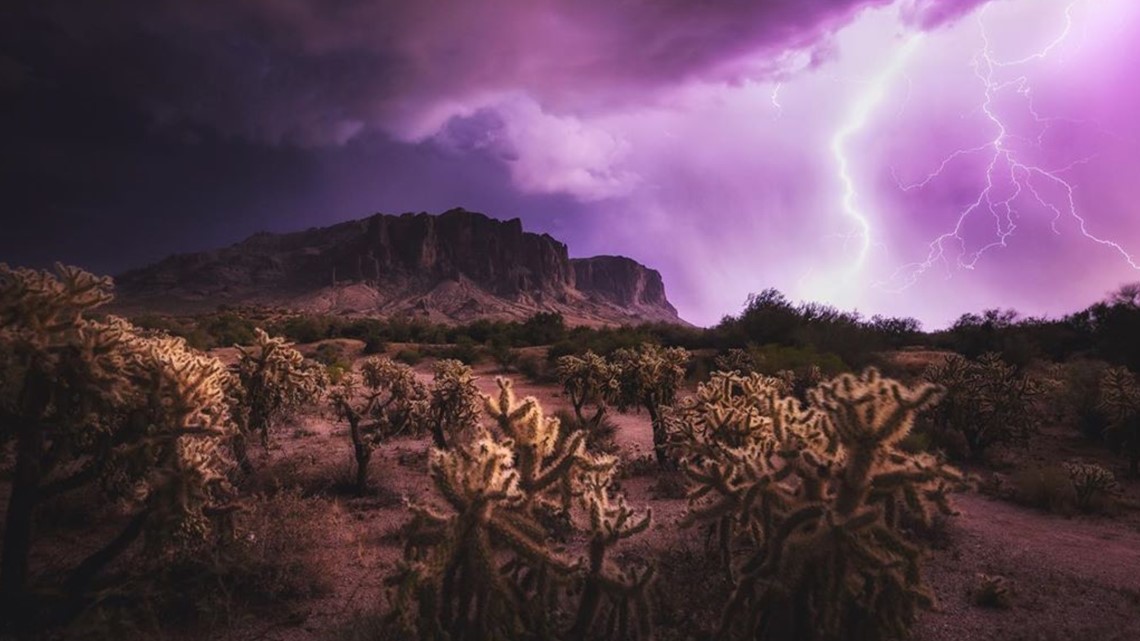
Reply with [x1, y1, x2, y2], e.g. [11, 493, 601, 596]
[611, 344, 690, 467]
[673, 367, 962, 641]
[714, 348, 756, 375]
[230, 328, 325, 472]
[1097, 366, 1140, 476]
[556, 351, 620, 432]
[0, 264, 236, 624]
[426, 359, 482, 449]
[330, 357, 428, 493]
[390, 378, 652, 640]
[922, 352, 1042, 458]
[1062, 461, 1118, 511]
[484, 378, 587, 510]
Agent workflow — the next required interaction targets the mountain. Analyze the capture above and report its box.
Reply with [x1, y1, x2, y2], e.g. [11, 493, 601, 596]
[114, 208, 684, 326]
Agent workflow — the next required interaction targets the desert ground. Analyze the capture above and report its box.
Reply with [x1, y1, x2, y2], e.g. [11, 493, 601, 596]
[130, 339, 1140, 641]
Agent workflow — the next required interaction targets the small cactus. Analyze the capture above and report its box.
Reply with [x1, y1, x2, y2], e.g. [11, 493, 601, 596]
[1097, 366, 1140, 476]
[230, 328, 326, 472]
[330, 357, 427, 493]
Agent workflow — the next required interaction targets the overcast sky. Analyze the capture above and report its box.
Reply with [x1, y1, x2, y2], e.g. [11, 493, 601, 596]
[3, 0, 1138, 327]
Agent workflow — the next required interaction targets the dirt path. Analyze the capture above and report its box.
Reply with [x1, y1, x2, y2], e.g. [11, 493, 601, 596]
[916, 493, 1140, 641]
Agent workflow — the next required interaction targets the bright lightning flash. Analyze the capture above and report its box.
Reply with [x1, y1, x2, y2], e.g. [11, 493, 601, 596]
[884, 1, 1140, 291]
[831, 35, 922, 273]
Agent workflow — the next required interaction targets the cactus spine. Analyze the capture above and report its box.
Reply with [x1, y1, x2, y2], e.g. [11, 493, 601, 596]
[674, 368, 961, 641]
[390, 377, 652, 640]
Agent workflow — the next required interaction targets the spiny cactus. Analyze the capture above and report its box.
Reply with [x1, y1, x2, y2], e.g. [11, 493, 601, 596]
[1097, 366, 1140, 476]
[230, 328, 326, 473]
[389, 378, 652, 640]
[0, 264, 236, 628]
[673, 368, 962, 641]
[426, 359, 482, 449]
[556, 351, 620, 434]
[922, 352, 1042, 459]
[714, 348, 757, 375]
[611, 344, 690, 468]
[484, 377, 587, 511]
[1062, 461, 1118, 512]
[330, 357, 428, 493]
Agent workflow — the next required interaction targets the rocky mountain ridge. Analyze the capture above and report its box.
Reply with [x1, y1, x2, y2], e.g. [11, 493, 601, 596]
[115, 208, 683, 326]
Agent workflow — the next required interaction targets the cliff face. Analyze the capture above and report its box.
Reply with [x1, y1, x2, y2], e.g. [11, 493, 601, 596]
[571, 256, 677, 316]
[116, 208, 685, 326]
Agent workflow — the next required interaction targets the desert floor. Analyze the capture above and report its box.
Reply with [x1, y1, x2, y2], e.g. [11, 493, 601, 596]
[99, 342, 1140, 641]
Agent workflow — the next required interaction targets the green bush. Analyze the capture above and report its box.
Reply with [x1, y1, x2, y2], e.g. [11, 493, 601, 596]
[393, 349, 423, 366]
[1011, 464, 1076, 515]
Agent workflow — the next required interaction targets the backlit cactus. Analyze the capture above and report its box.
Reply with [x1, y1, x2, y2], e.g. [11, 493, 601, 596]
[330, 356, 428, 493]
[230, 328, 326, 473]
[1062, 461, 1118, 511]
[611, 344, 690, 467]
[556, 351, 620, 433]
[426, 358, 482, 449]
[0, 264, 236, 627]
[389, 377, 652, 640]
[673, 368, 962, 641]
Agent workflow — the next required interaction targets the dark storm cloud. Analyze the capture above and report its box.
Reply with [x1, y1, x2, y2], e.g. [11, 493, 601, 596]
[1, 0, 913, 147]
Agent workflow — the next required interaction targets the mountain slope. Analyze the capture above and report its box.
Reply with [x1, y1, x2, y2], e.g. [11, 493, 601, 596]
[115, 208, 684, 326]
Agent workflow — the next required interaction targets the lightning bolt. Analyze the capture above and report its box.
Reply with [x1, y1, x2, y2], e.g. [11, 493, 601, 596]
[830, 35, 922, 272]
[882, 0, 1139, 291]
[771, 82, 783, 117]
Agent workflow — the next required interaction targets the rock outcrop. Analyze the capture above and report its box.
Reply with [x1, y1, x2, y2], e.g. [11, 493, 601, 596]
[115, 208, 684, 326]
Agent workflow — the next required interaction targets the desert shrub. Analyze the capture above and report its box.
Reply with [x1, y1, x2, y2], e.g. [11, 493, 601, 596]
[1011, 464, 1076, 515]
[516, 353, 556, 384]
[612, 344, 690, 468]
[329, 357, 427, 494]
[387, 378, 653, 640]
[274, 315, 337, 344]
[670, 369, 962, 641]
[1097, 366, 1140, 476]
[423, 337, 483, 365]
[394, 348, 423, 366]
[198, 312, 257, 348]
[425, 359, 482, 449]
[230, 328, 326, 473]
[0, 264, 238, 632]
[100, 489, 334, 633]
[713, 348, 756, 374]
[1058, 359, 1111, 440]
[921, 353, 1042, 460]
[1062, 461, 1119, 513]
[488, 337, 519, 372]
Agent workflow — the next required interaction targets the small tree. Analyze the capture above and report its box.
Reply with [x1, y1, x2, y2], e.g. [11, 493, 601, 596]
[556, 351, 619, 432]
[330, 357, 427, 493]
[611, 344, 690, 467]
[1097, 366, 1140, 476]
[0, 265, 236, 630]
[426, 359, 482, 449]
[230, 328, 325, 473]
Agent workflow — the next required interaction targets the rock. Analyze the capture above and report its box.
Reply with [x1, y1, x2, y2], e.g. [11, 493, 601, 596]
[114, 208, 685, 326]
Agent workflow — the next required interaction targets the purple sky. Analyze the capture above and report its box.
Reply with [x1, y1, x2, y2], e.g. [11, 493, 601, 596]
[3, 0, 1138, 327]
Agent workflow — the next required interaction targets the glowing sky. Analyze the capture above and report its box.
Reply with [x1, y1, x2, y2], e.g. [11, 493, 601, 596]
[3, 0, 1138, 327]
